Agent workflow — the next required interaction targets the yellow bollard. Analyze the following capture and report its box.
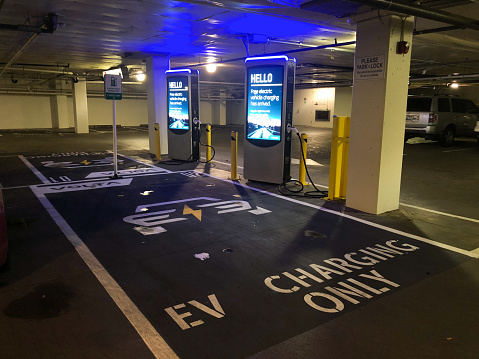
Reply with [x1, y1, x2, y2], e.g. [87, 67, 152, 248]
[327, 116, 350, 200]
[154, 123, 161, 160]
[339, 117, 350, 198]
[229, 131, 240, 180]
[299, 133, 307, 185]
[206, 124, 212, 162]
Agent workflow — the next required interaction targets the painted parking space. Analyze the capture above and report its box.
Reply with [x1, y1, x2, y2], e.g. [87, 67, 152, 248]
[22, 151, 171, 183]
[27, 163, 472, 359]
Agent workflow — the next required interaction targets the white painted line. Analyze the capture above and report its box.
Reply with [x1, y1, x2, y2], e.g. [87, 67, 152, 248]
[472, 247, 479, 255]
[198, 172, 479, 259]
[442, 148, 476, 153]
[116, 153, 156, 168]
[291, 158, 324, 166]
[400, 203, 479, 224]
[18, 155, 51, 184]
[208, 159, 244, 169]
[1, 185, 31, 190]
[192, 167, 476, 224]
[198, 157, 243, 172]
[85, 167, 170, 179]
[116, 153, 174, 175]
[31, 188, 179, 359]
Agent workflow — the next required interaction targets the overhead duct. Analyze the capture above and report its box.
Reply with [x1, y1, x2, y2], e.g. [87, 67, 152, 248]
[0, 13, 60, 77]
[344, 0, 479, 31]
[0, 12, 59, 33]
[0, 33, 39, 77]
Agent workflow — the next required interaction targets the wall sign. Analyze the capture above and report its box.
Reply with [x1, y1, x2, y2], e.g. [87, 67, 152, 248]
[354, 55, 385, 80]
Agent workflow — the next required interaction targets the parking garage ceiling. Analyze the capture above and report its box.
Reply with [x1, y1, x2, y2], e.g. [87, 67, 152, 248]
[0, 0, 479, 97]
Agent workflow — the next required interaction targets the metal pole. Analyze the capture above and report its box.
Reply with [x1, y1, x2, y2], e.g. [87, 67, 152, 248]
[112, 99, 119, 178]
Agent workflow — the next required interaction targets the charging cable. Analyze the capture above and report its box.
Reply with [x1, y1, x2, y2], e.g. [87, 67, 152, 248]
[279, 126, 328, 198]
[196, 122, 216, 164]
[157, 118, 212, 165]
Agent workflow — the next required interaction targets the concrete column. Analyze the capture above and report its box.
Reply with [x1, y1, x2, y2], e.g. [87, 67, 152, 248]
[218, 100, 226, 125]
[50, 95, 69, 129]
[49, 80, 69, 129]
[346, 15, 413, 214]
[212, 100, 226, 125]
[72, 78, 89, 133]
[146, 56, 169, 155]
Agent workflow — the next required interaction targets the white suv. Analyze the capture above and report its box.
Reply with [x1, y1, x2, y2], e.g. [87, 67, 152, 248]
[405, 95, 479, 146]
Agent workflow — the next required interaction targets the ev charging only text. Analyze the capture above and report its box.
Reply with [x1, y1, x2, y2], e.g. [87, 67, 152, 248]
[264, 240, 419, 313]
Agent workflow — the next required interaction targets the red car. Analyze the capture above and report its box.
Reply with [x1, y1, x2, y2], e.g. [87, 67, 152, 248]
[0, 187, 8, 270]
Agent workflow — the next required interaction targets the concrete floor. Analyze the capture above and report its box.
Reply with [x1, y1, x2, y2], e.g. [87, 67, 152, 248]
[0, 125, 478, 359]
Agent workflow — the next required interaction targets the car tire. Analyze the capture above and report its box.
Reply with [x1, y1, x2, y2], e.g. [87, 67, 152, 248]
[439, 126, 455, 146]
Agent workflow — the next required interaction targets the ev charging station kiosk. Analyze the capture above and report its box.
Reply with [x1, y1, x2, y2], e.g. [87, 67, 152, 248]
[166, 69, 200, 161]
[244, 55, 296, 184]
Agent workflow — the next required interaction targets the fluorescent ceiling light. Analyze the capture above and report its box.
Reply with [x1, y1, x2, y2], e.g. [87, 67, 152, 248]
[206, 63, 217, 73]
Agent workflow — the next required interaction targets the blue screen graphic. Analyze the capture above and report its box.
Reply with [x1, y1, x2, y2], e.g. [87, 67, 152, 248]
[168, 76, 189, 130]
[247, 66, 283, 141]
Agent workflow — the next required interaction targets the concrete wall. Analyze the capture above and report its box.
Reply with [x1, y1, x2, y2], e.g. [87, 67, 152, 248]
[226, 101, 245, 125]
[87, 98, 148, 126]
[0, 95, 53, 129]
[1, 87, 353, 130]
[200, 101, 214, 124]
[333, 87, 353, 117]
[0, 94, 148, 129]
[293, 88, 336, 127]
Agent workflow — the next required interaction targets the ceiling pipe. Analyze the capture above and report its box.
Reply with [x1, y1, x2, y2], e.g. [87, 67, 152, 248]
[414, 25, 462, 35]
[7, 67, 73, 75]
[0, 62, 70, 69]
[173, 40, 356, 70]
[409, 73, 479, 82]
[346, 0, 479, 31]
[0, 88, 148, 99]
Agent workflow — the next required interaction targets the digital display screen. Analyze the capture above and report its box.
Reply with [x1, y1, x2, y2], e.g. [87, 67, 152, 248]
[168, 76, 189, 131]
[246, 65, 283, 141]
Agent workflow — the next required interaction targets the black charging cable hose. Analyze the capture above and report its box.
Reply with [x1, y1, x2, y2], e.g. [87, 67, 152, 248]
[155, 123, 215, 166]
[197, 125, 216, 164]
[278, 131, 328, 198]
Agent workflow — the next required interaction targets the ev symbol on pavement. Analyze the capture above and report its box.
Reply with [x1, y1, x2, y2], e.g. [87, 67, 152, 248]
[123, 197, 271, 235]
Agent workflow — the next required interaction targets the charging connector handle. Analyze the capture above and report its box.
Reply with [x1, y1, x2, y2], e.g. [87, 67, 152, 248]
[287, 125, 299, 134]
[193, 118, 201, 125]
